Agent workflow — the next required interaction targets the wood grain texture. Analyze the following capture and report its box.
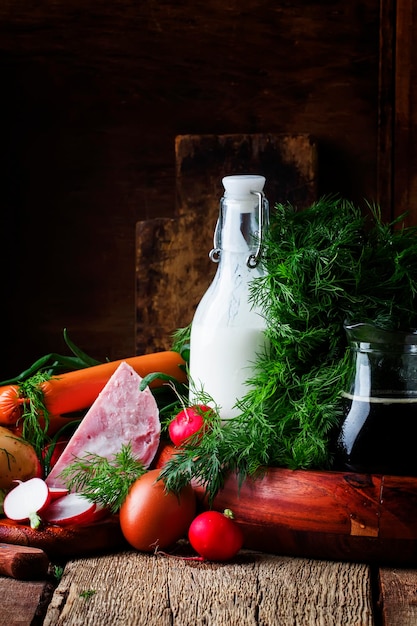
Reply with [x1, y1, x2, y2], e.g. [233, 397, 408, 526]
[43, 551, 374, 626]
[154, 445, 417, 565]
[394, 0, 417, 225]
[197, 471, 417, 565]
[379, 568, 417, 626]
[0, 543, 49, 580]
[377, 0, 395, 219]
[0, 577, 52, 626]
[0, 0, 382, 380]
[0, 517, 128, 560]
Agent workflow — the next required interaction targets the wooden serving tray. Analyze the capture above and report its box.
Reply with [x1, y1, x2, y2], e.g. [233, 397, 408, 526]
[194, 466, 417, 566]
[155, 444, 417, 565]
[156, 443, 417, 566]
[0, 516, 128, 560]
[1, 443, 417, 565]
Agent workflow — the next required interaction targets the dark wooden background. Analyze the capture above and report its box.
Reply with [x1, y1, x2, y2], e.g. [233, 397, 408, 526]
[0, 0, 415, 379]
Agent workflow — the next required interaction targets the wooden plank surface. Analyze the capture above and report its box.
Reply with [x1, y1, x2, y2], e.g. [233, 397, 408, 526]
[0, 576, 54, 626]
[3, 550, 417, 626]
[152, 445, 417, 565]
[379, 568, 417, 626]
[394, 0, 417, 226]
[43, 550, 374, 626]
[0, 517, 127, 561]
[0, 0, 383, 382]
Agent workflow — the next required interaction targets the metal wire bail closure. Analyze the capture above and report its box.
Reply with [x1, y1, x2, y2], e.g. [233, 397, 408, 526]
[246, 190, 265, 268]
[209, 188, 265, 266]
[209, 217, 221, 263]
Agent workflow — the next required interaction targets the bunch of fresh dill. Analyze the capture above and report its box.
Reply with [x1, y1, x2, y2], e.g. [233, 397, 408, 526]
[162, 197, 417, 503]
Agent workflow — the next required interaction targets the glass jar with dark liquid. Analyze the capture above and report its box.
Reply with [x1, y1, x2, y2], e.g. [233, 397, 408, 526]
[334, 323, 417, 476]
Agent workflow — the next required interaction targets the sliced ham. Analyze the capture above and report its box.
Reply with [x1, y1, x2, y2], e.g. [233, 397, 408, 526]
[46, 361, 160, 490]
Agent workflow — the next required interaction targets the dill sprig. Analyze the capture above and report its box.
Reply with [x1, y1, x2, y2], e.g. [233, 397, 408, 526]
[162, 196, 417, 503]
[18, 371, 52, 461]
[244, 197, 417, 469]
[59, 443, 146, 513]
[0, 329, 102, 472]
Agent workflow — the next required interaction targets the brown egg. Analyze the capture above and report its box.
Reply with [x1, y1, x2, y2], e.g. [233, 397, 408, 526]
[119, 469, 196, 551]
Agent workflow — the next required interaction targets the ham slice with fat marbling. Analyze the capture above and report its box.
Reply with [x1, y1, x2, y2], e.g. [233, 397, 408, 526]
[46, 361, 160, 490]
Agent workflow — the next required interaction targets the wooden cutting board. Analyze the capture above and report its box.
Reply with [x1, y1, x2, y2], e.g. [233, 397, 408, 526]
[136, 133, 318, 356]
[0, 516, 127, 559]
[156, 443, 417, 566]
[3, 442, 417, 566]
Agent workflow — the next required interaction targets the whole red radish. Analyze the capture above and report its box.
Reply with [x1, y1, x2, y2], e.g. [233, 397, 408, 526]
[3, 477, 51, 529]
[168, 404, 213, 447]
[188, 508, 244, 561]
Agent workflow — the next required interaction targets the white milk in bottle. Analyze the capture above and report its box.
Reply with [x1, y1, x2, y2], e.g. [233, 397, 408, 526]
[189, 174, 270, 420]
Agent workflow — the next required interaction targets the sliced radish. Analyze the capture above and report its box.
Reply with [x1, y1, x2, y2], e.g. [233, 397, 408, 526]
[3, 477, 51, 529]
[48, 486, 69, 501]
[87, 502, 111, 523]
[42, 492, 97, 526]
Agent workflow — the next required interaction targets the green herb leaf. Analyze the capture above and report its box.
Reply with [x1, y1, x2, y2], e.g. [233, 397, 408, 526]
[0, 330, 102, 385]
[59, 444, 146, 513]
[18, 371, 52, 461]
[63, 328, 102, 368]
[164, 196, 417, 501]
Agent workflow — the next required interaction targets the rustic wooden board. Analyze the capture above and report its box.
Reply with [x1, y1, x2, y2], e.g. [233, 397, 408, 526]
[2, 442, 417, 566]
[136, 133, 317, 354]
[1, 576, 53, 626]
[1, 0, 400, 383]
[393, 0, 417, 226]
[196, 469, 417, 565]
[0, 517, 127, 560]
[155, 443, 417, 565]
[43, 550, 374, 626]
[379, 568, 417, 626]
[0, 543, 49, 580]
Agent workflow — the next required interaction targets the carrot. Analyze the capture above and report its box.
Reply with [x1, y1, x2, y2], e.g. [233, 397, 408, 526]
[0, 351, 187, 425]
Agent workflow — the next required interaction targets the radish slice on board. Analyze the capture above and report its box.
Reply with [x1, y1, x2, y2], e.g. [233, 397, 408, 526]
[42, 493, 97, 526]
[3, 477, 51, 529]
[48, 487, 69, 500]
[87, 502, 111, 523]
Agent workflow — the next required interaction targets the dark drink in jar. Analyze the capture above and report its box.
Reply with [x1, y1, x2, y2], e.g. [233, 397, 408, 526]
[332, 322, 417, 476]
[334, 393, 417, 476]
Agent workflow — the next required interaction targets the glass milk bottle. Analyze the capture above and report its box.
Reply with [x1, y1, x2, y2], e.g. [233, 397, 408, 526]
[189, 174, 270, 420]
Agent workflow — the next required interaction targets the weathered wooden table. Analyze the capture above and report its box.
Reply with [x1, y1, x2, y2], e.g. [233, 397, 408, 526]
[2, 549, 417, 626]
